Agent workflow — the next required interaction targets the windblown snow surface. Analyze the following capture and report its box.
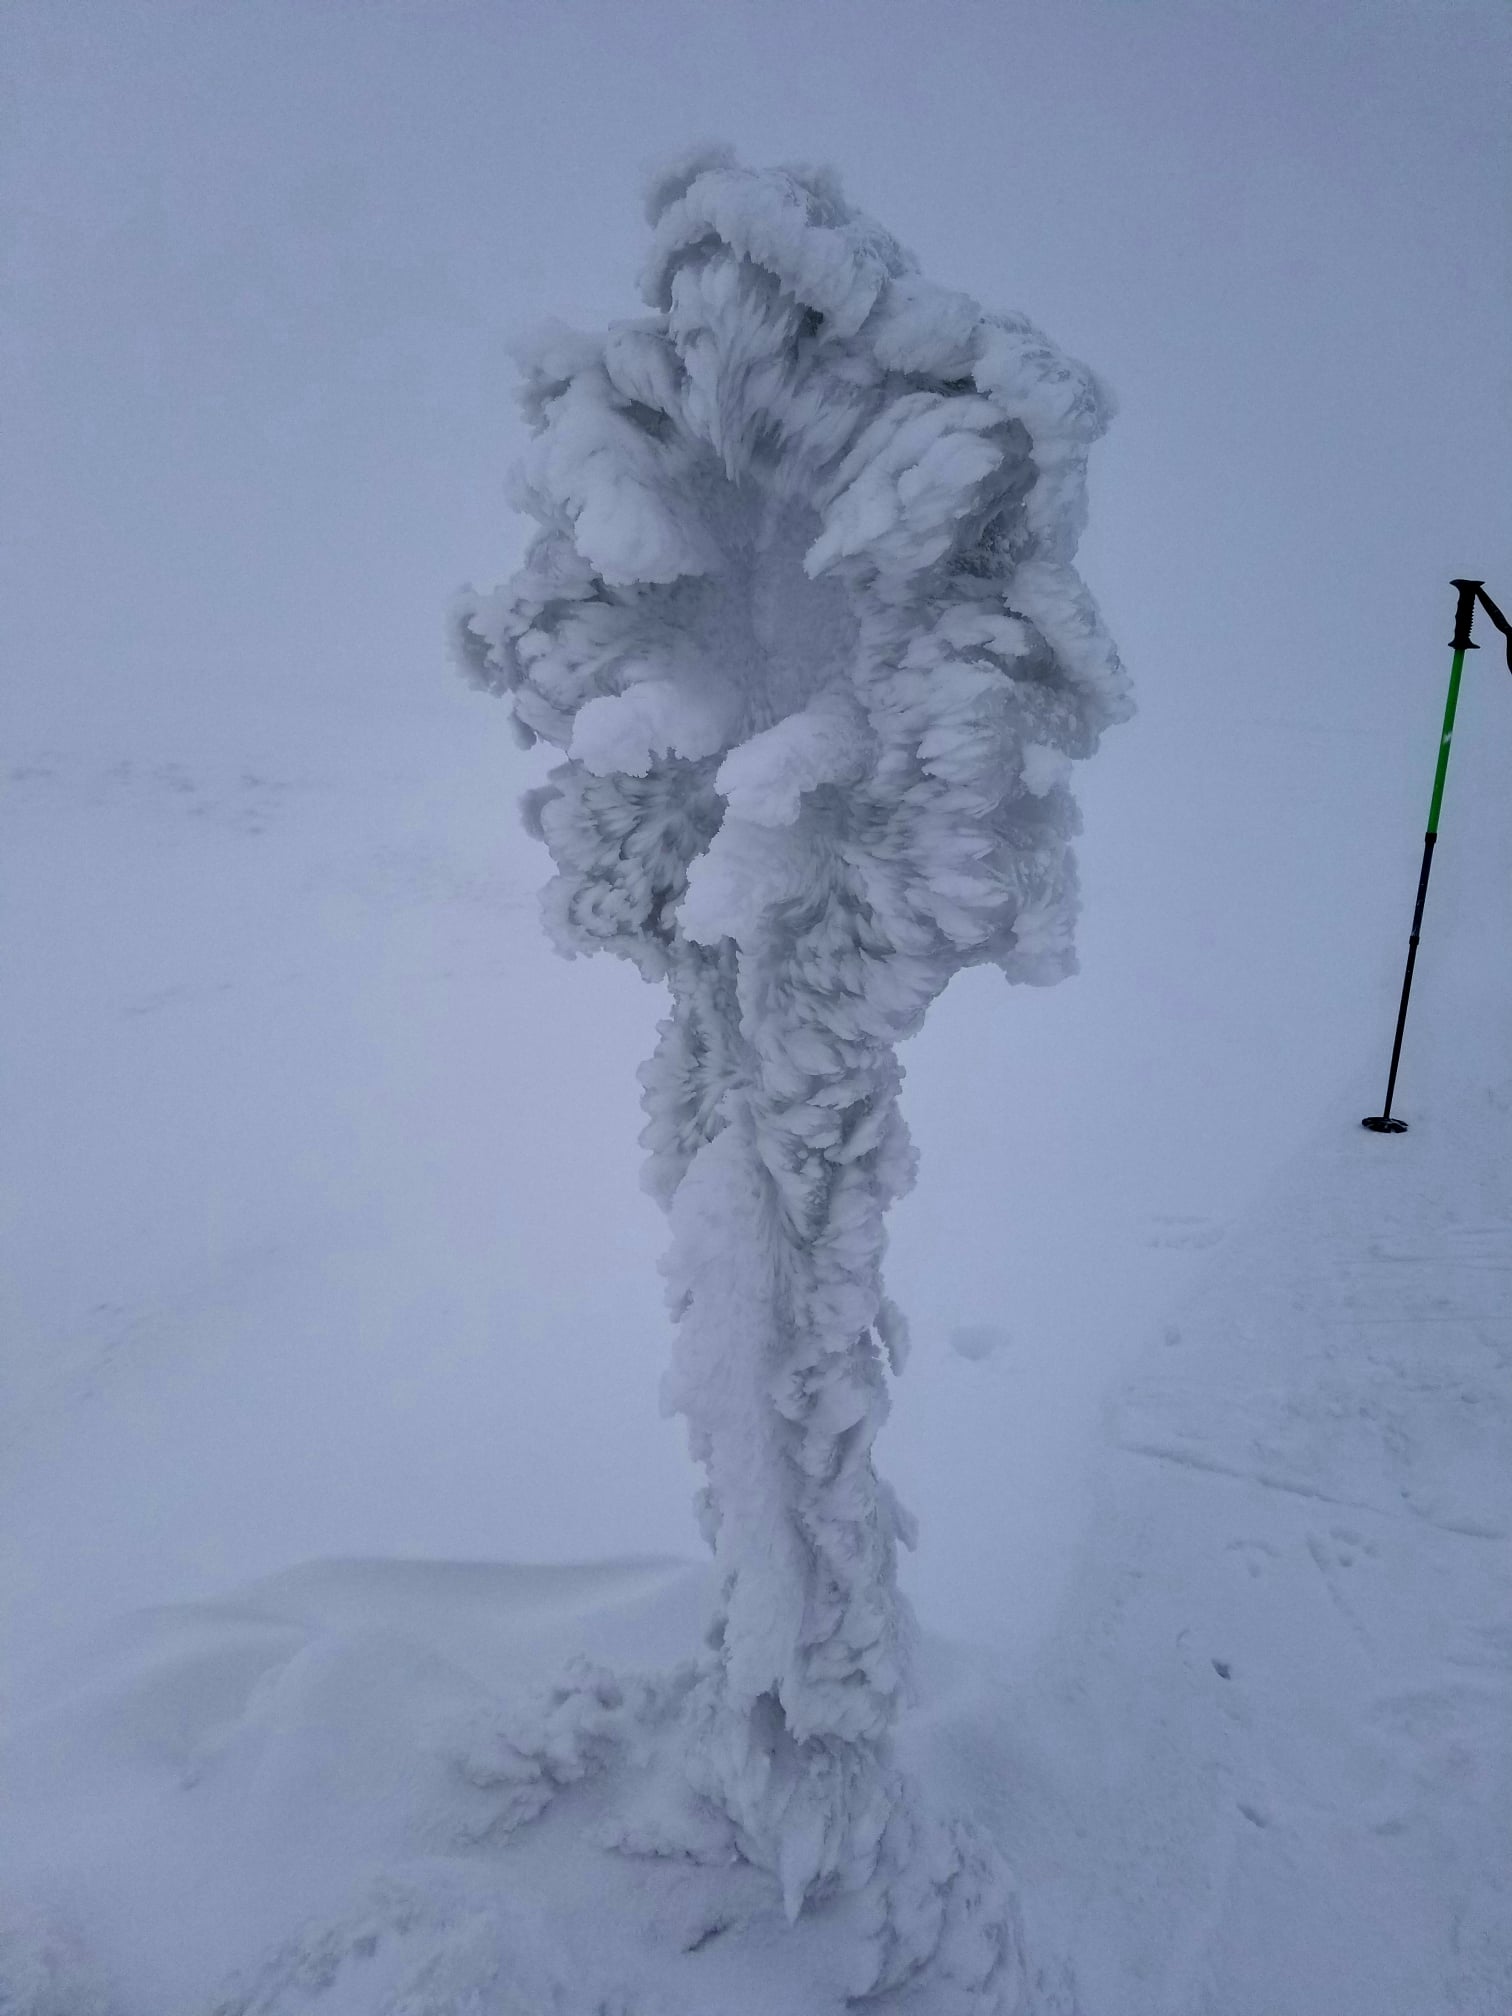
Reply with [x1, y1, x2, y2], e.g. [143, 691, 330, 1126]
[2, 710, 1508, 2011]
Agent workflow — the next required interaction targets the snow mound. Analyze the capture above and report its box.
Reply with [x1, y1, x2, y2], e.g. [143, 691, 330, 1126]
[5, 1056, 1507, 2015]
[0, 1557, 1024, 2015]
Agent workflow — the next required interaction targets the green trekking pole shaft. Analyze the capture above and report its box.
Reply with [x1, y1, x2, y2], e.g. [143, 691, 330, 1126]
[1363, 580, 1481, 1133]
[1426, 646, 1469, 835]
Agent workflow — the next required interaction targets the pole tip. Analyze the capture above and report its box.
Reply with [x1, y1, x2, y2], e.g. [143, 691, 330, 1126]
[1361, 1115, 1409, 1134]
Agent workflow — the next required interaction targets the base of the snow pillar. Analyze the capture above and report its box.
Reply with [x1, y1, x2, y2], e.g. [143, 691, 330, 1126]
[1361, 1114, 1410, 1134]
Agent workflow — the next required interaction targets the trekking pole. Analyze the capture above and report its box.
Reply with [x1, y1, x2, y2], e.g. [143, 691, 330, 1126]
[1363, 578, 1512, 1133]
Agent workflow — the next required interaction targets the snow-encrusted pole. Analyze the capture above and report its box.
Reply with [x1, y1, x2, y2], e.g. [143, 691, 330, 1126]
[454, 150, 1129, 1989]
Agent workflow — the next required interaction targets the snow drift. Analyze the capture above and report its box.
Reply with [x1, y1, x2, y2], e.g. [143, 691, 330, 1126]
[454, 147, 1129, 2000]
[6, 1059, 1508, 2014]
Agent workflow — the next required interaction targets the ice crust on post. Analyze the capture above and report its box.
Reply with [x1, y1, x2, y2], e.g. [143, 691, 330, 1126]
[455, 149, 1129, 2004]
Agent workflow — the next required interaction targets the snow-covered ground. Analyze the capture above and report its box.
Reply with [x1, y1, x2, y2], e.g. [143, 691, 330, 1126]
[1003, 1106, 1512, 2012]
[2, 685, 1508, 2012]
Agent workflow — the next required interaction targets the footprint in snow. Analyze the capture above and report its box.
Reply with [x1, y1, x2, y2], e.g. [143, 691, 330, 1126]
[949, 1325, 1011, 1363]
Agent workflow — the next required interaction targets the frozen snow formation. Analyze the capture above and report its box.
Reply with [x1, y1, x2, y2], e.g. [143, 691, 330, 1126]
[454, 147, 1129, 2003]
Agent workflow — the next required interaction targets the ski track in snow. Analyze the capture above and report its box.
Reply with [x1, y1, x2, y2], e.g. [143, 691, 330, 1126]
[990, 1072, 1512, 2015]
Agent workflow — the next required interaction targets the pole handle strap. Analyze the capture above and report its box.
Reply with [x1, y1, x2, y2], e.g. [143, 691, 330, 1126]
[1450, 578, 1512, 671]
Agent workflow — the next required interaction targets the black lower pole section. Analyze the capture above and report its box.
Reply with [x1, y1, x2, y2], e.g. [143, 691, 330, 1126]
[1363, 830, 1437, 1134]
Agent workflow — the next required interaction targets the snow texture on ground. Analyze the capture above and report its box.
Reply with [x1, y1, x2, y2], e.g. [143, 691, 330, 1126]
[0, 1555, 1014, 2015]
[4, 1029, 1507, 2013]
[996, 1085, 1512, 2012]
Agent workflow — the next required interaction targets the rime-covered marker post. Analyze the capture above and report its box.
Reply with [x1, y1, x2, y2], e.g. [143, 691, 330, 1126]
[454, 150, 1130, 2003]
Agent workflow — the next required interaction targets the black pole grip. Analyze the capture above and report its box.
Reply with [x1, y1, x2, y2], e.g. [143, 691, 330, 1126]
[1449, 579, 1483, 653]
